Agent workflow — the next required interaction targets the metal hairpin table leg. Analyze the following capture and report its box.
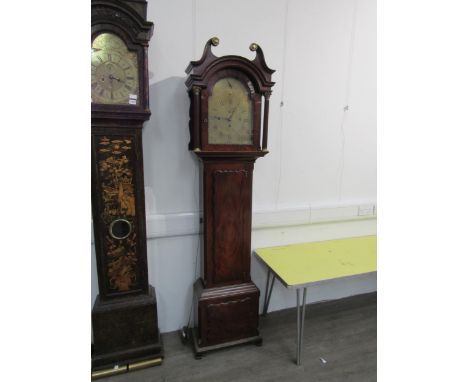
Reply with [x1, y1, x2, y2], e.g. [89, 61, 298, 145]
[262, 269, 276, 316]
[296, 287, 307, 365]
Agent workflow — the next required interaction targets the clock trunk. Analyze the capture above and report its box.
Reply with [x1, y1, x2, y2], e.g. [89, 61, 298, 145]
[193, 159, 261, 348]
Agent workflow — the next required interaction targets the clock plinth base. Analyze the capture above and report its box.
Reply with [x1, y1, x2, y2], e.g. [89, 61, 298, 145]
[191, 327, 262, 359]
[91, 285, 164, 370]
[193, 278, 261, 351]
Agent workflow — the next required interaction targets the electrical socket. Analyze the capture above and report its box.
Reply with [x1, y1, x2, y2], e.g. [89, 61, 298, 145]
[358, 204, 375, 216]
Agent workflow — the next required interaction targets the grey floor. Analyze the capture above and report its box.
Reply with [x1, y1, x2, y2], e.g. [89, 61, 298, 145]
[102, 293, 376, 382]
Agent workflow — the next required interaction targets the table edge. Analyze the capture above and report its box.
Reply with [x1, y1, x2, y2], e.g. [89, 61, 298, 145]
[253, 250, 377, 290]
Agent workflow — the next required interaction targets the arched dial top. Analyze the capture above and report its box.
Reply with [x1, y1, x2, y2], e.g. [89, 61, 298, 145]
[91, 33, 139, 105]
[186, 37, 275, 154]
[208, 78, 253, 145]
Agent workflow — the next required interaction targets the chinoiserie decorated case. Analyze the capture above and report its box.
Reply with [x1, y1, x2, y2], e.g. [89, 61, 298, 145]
[91, 0, 163, 374]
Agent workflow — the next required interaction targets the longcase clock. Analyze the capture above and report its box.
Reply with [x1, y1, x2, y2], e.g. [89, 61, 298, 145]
[185, 37, 275, 356]
[91, 0, 163, 375]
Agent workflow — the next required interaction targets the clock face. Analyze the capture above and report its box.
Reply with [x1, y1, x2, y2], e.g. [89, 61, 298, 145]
[91, 33, 140, 105]
[208, 78, 253, 145]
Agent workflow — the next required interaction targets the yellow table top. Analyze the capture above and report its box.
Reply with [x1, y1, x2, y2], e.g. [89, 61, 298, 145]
[254, 235, 377, 288]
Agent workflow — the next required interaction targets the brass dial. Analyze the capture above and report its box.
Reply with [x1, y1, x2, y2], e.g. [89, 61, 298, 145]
[208, 78, 253, 145]
[91, 33, 139, 105]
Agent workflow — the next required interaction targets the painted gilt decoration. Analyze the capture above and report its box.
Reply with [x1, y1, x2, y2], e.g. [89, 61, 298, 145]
[97, 135, 138, 292]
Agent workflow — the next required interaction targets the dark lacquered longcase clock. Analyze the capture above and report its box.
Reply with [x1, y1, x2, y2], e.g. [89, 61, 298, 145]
[185, 37, 275, 356]
[91, 0, 163, 375]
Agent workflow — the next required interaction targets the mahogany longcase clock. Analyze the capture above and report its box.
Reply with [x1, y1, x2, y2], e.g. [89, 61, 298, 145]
[186, 38, 275, 356]
[91, 0, 163, 375]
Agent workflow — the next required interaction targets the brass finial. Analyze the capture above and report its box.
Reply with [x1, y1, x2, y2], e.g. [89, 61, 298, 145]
[211, 37, 220, 46]
[249, 43, 259, 51]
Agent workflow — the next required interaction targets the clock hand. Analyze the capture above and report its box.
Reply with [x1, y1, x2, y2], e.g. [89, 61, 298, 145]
[109, 74, 122, 82]
[209, 116, 230, 121]
[227, 104, 240, 121]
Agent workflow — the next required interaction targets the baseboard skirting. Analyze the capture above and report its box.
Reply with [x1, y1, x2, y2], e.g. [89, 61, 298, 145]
[91, 203, 376, 243]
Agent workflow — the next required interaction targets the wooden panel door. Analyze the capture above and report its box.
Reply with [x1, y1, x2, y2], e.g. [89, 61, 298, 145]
[203, 161, 254, 287]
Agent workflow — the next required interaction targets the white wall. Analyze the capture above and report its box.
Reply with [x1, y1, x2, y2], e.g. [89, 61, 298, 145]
[92, 0, 376, 333]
